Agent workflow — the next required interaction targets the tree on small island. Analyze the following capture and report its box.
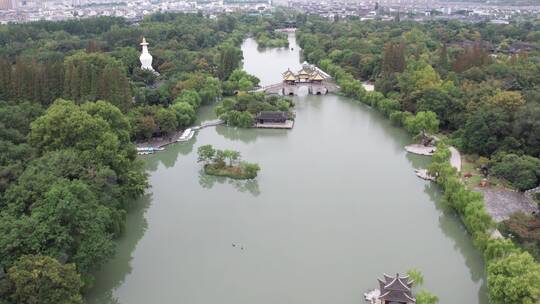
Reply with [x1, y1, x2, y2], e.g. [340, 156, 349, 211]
[197, 145, 260, 180]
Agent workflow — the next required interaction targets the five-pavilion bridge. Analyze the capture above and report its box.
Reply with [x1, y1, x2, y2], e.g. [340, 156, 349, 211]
[254, 62, 339, 96]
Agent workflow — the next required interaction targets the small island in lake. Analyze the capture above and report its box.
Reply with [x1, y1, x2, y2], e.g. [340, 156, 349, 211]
[216, 92, 295, 128]
[197, 145, 260, 180]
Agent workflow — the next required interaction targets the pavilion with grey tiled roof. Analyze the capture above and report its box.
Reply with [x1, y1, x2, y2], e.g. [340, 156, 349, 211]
[377, 273, 416, 304]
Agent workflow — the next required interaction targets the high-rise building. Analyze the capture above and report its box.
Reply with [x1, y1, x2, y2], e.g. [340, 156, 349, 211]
[0, 0, 13, 10]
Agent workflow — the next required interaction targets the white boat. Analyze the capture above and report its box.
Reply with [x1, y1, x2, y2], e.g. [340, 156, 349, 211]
[136, 147, 164, 154]
[177, 128, 195, 142]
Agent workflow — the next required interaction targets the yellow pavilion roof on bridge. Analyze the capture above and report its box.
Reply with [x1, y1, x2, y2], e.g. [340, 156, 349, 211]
[282, 69, 294, 77]
[281, 66, 327, 82]
[297, 68, 310, 76]
[311, 71, 324, 81]
[284, 74, 296, 81]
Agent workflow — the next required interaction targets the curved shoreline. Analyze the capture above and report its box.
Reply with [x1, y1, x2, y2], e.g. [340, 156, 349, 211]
[405, 143, 462, 172]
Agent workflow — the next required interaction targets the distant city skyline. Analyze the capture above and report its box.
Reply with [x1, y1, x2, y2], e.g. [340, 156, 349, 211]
[1, 0, 539, 23]
[0, 0, 14, 10]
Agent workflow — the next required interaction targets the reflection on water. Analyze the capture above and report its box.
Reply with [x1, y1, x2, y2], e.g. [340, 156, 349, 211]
[142, 102, 222, 172]
[215, 125, 258, 143]
[435, 202, 486, 284]
[142, 136, 197, 172]
[198, 169, 261, 197]
[422, 183, 488, 303]
[215, 125, 289, 144]
[86, 194, 152, 304]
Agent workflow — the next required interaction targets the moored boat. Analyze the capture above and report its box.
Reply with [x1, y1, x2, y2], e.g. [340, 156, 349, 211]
[136, 147, 164, 155]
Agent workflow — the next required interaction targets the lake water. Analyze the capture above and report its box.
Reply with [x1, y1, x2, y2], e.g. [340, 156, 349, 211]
[87, 34, 488, 304]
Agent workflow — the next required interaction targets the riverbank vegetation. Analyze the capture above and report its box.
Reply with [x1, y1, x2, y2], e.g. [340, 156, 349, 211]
[298, 18, 540, 189]
[428, 143, 540, 303]
[0, 100, 148, 301]
[216, 92, 294, 128]
[0, 12, 261, 302]
[197, 145, 260, 180]
[405, 269, 439, 304]
[297, 16, 540, 303]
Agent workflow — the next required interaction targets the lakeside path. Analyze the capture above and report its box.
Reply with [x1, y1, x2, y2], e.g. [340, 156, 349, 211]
[405, 144, 461, 172]
[408, 144, 461, 181]
[449, 146, 462, 172]
[136, 119, 225, 149]
[408, 145, 537, 223]
[404, 144, 436, 156]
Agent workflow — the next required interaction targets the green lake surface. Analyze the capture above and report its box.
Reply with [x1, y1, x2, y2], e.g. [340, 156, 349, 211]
[87, 34, 488, 304]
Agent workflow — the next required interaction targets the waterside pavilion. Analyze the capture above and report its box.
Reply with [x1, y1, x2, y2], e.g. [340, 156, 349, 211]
[255, 111, 294, 129]
[365, 273, 416, 304]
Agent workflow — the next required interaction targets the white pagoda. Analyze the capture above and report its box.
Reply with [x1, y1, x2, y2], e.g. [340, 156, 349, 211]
[139, 37, 156, 73]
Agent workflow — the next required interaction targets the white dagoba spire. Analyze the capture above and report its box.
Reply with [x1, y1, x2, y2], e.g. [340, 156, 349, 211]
[139, 37, 155, 72]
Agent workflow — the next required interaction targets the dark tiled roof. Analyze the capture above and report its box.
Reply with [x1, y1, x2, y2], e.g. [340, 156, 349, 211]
[378, 273, 415, 303]
[256, 111, 287, 120]
[380, 290, 416, 303]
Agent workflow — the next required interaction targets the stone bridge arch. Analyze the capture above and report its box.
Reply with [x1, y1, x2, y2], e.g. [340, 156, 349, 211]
[282, 84, 328, 96]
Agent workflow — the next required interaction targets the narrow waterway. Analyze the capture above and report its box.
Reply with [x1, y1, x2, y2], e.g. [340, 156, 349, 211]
[87, 34, 488, 304]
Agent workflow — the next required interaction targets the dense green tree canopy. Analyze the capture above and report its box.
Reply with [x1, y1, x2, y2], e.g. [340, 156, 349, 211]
[487, 252, 540, 304]
[3, 255, 83, 304]
[171, 102, 196, 128]
[63, 52, 132, 110]
[0, 12, 263, 303]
